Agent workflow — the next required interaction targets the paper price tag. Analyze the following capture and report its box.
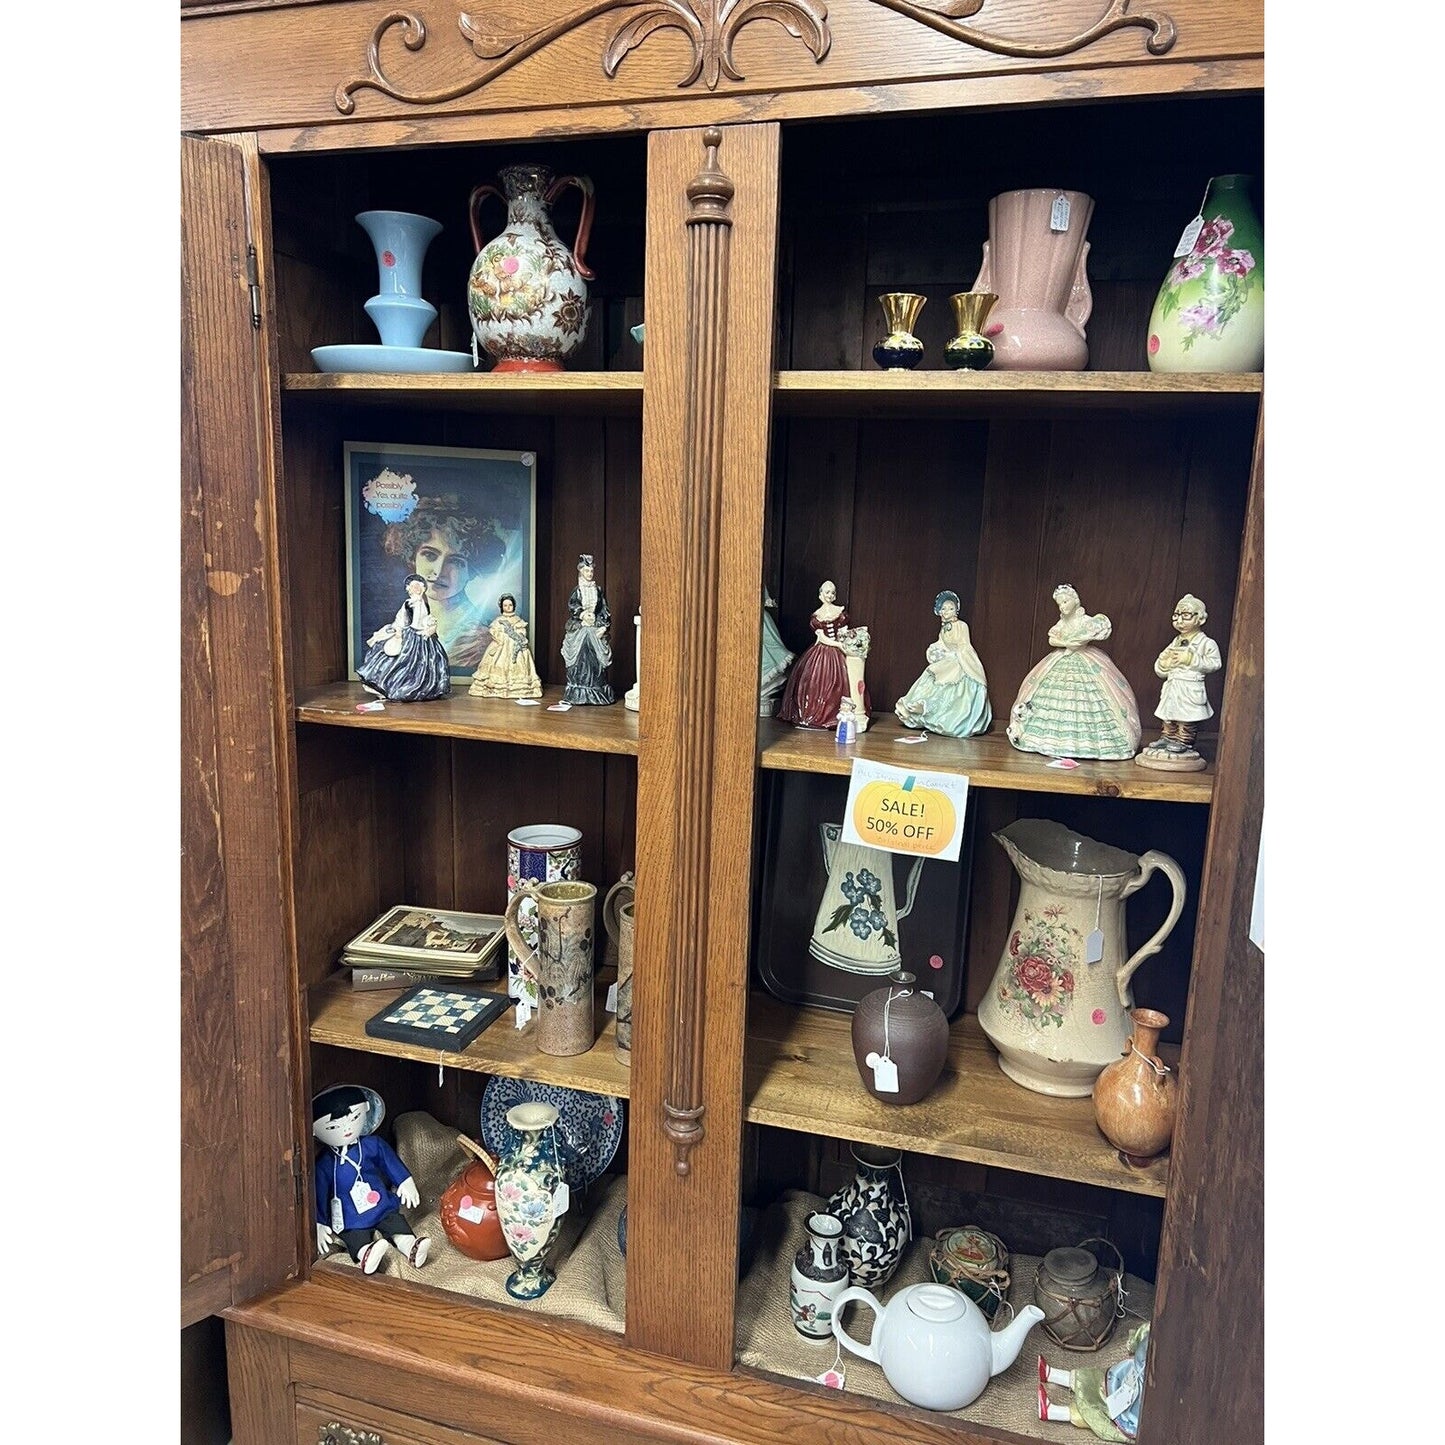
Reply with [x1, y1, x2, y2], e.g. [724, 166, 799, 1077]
[1085, 929, 1105, 964]
[866, 1051, 900, 1093]
[1173, 215, 1204, 258]
[605, 982, 619, 1013]
[552, 1181, 571, 1219]
[841, 758, 968, 862]
[1050, 195, 1071, 232]
[514, 1001, 533, 1030]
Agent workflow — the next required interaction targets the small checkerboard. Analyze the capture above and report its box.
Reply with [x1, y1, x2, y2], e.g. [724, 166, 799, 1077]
[364, 984, 513, 1051]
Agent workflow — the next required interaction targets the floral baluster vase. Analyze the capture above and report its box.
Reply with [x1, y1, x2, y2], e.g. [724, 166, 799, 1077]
[494, 1101, 567, 1299]
[1147, 174, 1263, 372]
[790, 1211, 850, 1339]
[467, 163, 595, 372]
[944, 291, 999, 370]
[872, 292, 926, 370]
[356, 210, 442, 349]
[826, 1144, 911, 1288]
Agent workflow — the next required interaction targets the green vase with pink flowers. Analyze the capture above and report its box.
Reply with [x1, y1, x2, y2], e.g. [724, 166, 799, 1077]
[1146, 174, 1263, 373]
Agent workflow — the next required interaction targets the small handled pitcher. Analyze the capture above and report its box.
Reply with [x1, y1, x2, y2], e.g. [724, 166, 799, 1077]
[602, 872, 636, 1065]
[503, 879, 597, 1056]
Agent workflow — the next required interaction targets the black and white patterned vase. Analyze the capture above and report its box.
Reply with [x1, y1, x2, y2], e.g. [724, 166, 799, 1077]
[826, 1144, 911, 1288]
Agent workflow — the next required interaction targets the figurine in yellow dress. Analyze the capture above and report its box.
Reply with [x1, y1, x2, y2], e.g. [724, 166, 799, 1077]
[468, 593, 543, 699]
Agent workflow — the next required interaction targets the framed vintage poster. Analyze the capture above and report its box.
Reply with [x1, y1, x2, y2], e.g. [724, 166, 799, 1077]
[344, 441, 537, 680]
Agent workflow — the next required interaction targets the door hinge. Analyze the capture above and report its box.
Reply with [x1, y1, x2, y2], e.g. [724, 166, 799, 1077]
[246, 244, 262, 329]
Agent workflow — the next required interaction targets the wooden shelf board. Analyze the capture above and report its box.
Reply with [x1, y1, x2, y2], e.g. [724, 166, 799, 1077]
[282, 370, 644, 415]
[296, 683, 639, 756]
[745, 994, 1170, 1198]
[308, 975, 632, 1100]
[774, 369, 1262, 417]
[759, 715, 1212, 802]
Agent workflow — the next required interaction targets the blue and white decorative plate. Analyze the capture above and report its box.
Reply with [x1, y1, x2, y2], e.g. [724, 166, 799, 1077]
[480, 1078, 624, 1192]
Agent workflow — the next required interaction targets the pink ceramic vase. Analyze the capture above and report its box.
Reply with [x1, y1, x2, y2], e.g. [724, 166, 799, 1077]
[973, 189, 1094, 371]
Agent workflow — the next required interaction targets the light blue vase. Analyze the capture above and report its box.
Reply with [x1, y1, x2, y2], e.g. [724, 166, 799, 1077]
[356, 210, 441, 348]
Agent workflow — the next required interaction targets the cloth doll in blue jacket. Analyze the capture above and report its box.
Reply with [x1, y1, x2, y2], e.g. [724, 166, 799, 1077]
[312, 1083, 431, 1274]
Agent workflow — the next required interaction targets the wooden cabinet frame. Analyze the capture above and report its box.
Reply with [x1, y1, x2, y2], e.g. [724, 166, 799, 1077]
[181, 5, 1264, 1440]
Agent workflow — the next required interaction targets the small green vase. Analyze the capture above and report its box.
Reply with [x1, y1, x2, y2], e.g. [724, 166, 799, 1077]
[1147, 175, 1263, 373]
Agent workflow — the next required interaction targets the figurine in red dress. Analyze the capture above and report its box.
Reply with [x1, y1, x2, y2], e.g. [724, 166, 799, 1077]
[778, 580, 872, 730]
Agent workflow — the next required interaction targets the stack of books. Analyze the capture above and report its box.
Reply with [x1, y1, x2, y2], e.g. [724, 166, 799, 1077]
[341, 905, 507, 990]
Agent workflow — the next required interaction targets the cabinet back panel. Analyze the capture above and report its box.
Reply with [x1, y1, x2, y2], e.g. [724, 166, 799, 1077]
[771, 414, 1251, 721]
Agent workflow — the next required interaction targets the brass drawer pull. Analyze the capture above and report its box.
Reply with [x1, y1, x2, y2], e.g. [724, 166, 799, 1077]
[319, 1424, 383, 1445]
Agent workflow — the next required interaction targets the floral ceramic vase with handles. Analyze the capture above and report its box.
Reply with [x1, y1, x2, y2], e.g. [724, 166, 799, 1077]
[468, 163, 595, 372]
[977, 820, 1186, 1098]
[1147, 174, 1263, 372]
[826, 1143, 911, 1287]
[974, 189, 1094, 370]
[494, 1101, 568, 1299]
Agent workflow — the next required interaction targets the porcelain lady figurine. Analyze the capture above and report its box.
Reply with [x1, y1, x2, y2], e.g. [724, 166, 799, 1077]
[1041, 1323, 1151, 1440]
[356, 573, 451, 702]
[561, 553, 615, 704]
[1007, 585, 1140, 760]
[1136, 594, 1222, 772]
[760, 587, 794, 716]
[895, 590, 993, 737]
[468, 593, 543, 699]
[778, 580, 871, 730]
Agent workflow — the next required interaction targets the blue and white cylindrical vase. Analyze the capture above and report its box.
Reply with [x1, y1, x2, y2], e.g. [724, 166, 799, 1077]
[506, 825, 583, 1008]
[356, 210, 442, 348]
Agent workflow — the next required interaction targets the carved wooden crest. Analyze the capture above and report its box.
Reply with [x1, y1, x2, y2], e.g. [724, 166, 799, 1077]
[336, 1, 1175, 112]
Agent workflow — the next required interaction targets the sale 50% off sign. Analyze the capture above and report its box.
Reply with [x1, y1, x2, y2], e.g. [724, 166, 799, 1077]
[840, 759, 969, 862]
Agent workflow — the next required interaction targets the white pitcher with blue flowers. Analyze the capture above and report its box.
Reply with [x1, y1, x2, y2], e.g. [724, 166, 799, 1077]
[808, 823, 924, 976]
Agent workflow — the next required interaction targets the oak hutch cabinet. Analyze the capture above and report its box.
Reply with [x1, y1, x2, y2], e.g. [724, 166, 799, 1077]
[181, 2, 1264, 1441]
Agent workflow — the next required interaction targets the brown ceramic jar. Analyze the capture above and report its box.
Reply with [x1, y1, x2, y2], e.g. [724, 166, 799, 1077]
[1092, 1007, 1178, 1167]
[851, 969, 949, 1105]
[438, 1138, 509, 1261]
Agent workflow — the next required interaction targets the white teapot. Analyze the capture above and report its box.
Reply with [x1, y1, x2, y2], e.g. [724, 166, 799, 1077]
[832, 1281, 1045, 1411]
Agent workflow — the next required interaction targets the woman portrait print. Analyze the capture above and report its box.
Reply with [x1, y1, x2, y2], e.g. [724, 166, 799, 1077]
[347, 444, 536, 682]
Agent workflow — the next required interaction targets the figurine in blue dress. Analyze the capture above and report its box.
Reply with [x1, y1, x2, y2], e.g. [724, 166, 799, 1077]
[357, 573, 452, 702]
[313, 1084, 431, 1274]
[894, 590, 993, 738]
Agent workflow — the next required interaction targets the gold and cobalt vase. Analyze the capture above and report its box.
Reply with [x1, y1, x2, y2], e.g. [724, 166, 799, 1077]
[872, 292, 926, 371]
[945, 291, 999, 370]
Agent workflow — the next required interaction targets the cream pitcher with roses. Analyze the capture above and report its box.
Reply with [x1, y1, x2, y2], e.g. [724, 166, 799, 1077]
[977, 819, 1185, 1098]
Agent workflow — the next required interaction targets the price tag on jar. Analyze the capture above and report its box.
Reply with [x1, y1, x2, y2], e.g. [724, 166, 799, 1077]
[1050, 194, 1071, 232]
[841, 758, 968, 862]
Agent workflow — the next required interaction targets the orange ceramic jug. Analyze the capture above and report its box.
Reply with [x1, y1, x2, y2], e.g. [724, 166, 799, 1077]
[438, 1136, 509, 1261]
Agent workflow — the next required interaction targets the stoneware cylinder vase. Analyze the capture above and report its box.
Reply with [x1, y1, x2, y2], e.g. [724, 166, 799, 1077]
[1033, 1239, 1124, 1351]
[944, 291, 999, 370]
[977, 819, 1186, 1097]
[506, 825, 583, 1008]
[973, 189, 1094, 370]
[356, 209, 442, 349]
[504, 880, 597, 1056]
[493, 1101, 567, 1299]
[1092, 1007, 1179, 1166]
[790, 1211, 850, 1339]
[850, 969, 949, 1105]
[603, 885, 635, 1065]
[438, 1137, 509, 1262]
[872, 292, 926, 370]
[826, 1144, 911, 1288]
[1147, 174, 1263, 373]
[601, 869, 634, 978]
[468, 163, 595, 372]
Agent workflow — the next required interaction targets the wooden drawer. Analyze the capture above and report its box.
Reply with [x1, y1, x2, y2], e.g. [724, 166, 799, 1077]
[298, 1389, 509, 1445]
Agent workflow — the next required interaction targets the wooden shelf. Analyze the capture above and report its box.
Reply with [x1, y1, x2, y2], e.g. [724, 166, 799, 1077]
[308, 975, 631, 1100]
[773, 369, 1262, 418]
[282, 370, 644, 415]
[296, 683, 639, 756]
[745, 994, 1169, 1198]
[759, 715, 1212, 803]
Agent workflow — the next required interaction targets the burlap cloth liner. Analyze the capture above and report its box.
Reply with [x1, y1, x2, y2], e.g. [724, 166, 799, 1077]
[315, 1111, 627, 1334]
[735, 1190, 1154, 1439]
[316, 1119, 1152, 1437]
